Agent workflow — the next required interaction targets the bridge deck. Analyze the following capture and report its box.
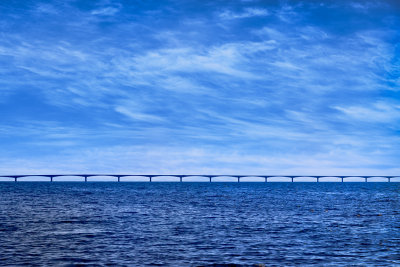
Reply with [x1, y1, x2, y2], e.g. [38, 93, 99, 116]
[0, 175, 398, 182]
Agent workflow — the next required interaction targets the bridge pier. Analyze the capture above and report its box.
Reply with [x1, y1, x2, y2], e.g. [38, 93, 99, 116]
[341, 177, 344, 182]
[209, 177, 212, 182]
[316, 177, 319, 182]
[14, 177, 17, 182]
[117, 176, 120, 182]
[264, 177, 268, 182]
[179, 176, 183, 182]
[84, 176, 88, 182]
[364, 177, 367, 182]
[149, 176, 152, 182]
[50, 176, 53, 182]
[388, 177, 391, 182]
[237, 177, 240, 182]
[291, 177, 294, 182]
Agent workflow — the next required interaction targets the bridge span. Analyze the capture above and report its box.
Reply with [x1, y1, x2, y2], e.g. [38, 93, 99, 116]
[0, 174, 399, 182]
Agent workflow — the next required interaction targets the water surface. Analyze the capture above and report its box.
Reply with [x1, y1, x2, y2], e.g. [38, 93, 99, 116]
[0, 182, 399, 266]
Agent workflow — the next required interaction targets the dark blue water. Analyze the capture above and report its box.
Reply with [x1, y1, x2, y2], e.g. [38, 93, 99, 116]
[0, 182, 399, 266]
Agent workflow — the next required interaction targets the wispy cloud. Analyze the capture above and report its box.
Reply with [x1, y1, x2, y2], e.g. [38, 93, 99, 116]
[219, 7, 269, 20]
[349, 1, 389, 12]
[334, 102, 400, 123]
[0, 0, 399, 174]
[34, 3, 59, 15]
[91, 6, 120, 16]
[115, 106, 165, 122]
[1, 144, 399, 176]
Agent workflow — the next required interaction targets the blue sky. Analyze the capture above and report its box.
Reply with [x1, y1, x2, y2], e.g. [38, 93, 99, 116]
[0, 0, 399, 175]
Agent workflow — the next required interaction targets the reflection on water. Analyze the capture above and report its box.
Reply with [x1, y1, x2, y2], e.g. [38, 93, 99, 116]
[0, 182, 399, 265]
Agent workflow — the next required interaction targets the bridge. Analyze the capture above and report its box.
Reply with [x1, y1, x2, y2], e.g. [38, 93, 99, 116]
[0, 174, 399, 182]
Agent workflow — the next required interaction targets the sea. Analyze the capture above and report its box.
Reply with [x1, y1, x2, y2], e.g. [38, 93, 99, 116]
[0, 182, 399, 266]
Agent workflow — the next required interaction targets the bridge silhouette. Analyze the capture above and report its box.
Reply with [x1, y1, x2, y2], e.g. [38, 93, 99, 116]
[0, 174, 399, 182]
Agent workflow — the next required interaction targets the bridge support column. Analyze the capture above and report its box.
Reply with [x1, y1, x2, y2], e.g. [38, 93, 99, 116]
[237, 177, 240, 183]
[264, 177, 268, 182]
[14, 177, 17, 182]
[179, 176, 183, 182]
[50, 176, 53, 182]
[291, 177, 294, 182]
[149, 177, 152, 182]
[117, 176, 120, 182]
[84, 176, 88, 182]
[209, 177, 212, 182]
[341, 177, 344, 182]
[388, 177, 391, 182]
[364, 177, 367, 182]
[316, 177, 319, 182]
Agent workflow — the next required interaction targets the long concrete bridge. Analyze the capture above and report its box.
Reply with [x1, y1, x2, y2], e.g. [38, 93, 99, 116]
[0, 174, 399, 182]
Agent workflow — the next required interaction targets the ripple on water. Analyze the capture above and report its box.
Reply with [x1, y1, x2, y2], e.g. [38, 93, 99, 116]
[0, 182, 399, 266]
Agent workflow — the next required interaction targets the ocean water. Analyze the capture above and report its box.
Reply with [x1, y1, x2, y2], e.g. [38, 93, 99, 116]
[0, 182, 399, 266]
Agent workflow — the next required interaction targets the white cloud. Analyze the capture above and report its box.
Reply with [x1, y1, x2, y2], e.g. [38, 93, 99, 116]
[219, 8, 269, 20]
[1, 144, 399, 176]
[334, 102, 400, 123]
[349, 1, 388, 12]
[91, 6, 120, 16]
[34, 3, 59, 15]
[0, 1, 399, 175]
[115, 106, 165, 122]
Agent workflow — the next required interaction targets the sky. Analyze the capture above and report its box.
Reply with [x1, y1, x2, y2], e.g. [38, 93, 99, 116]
[0, 0, 399, 175]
